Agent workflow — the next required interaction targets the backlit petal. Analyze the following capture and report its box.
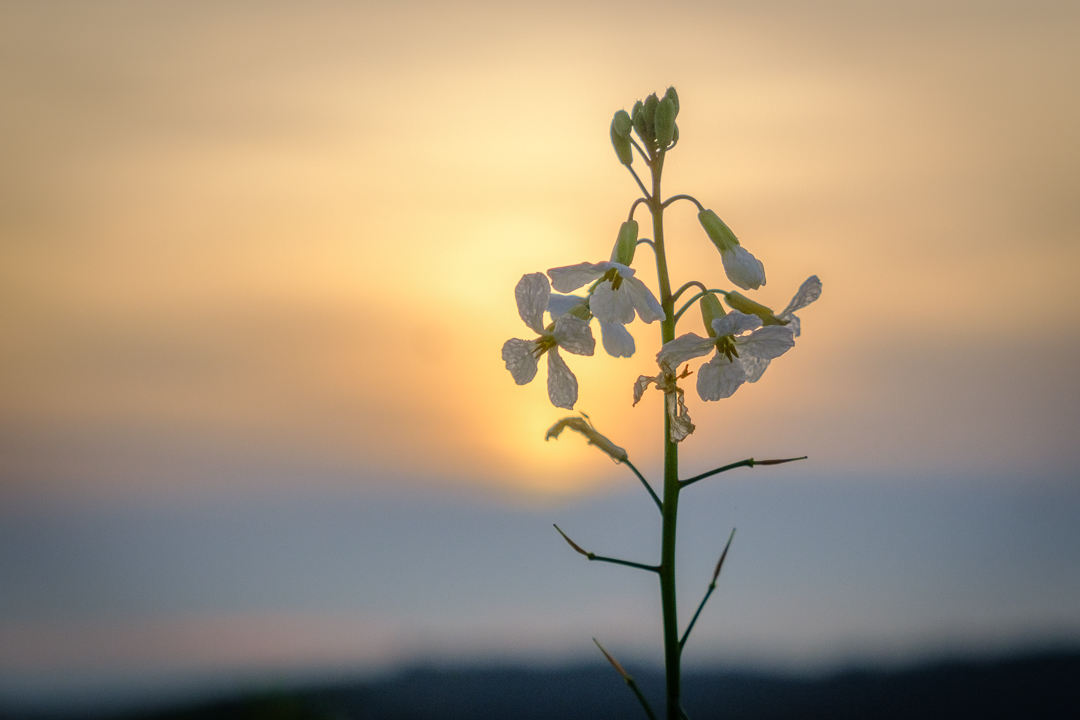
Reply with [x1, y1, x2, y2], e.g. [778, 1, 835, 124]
[553, 314, 596, 356]
[548, 262, 610, 293]
[656, 333, 715, 372]
[624, 277, 665, 323]
[600, 321, 636, 358]
[696, 354, 746, 401]
[502, 338, 539, 385]
[711, 310, 761, 338]
[547, 348, 578, 409]
[590, 280, 635, 324]
[515, 273, 550, 334]
[737, 325, 795, 360]
[721, 245, 766, 290]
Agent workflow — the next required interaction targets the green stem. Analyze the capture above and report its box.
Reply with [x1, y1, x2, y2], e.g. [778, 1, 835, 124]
[649, 145, 683, 720]
[623, 459, 663, 513]
[680, 456, 808, 489]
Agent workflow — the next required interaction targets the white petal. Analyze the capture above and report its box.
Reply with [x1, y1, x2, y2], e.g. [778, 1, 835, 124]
[633, 374, 658, 406]
[656, 333, 716, 372]
[737, 325, 795, 360]
[515, 273, 550, 334]
[552, 314, 596, 356]
[667, 391, 695, 443]
[546, 348, 578, 409]
[502, 338, 539, 385]
[547, 293, 588, 319]
[696, 354, 746, 401]
[721, 246, 766, 290]
[780, 275, 822, 317]
[548, 262, 611, 293]
[600, 321, 636, 358]
[590, 280, 635, 324]
[711, 310, 761, 338]
[786, 313, 802, 338]
[741, 354, 772, 383]
[624, 277, 665, 323]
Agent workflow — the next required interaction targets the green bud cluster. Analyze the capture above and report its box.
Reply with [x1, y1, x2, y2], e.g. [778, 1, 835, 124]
[612, 87, 681, 165]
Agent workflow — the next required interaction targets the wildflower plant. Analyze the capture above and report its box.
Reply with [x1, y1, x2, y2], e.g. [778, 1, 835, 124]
[502, 88, 821, 719]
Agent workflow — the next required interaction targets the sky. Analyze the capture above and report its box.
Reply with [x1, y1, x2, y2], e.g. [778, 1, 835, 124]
[1, 0, 1079, 711]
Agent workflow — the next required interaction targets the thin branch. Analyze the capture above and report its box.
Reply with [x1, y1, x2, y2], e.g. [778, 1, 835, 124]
[670, 281, 708, 308]
[629, 137, 652, 166]
[680, 528, 735, 651]
[623, 459, 663, 514]
[680, 456, 808, 489]
[625, 164, 652, 200]
[594, 638, 659, 720]
[672, 288, 730, 326]
[661, 193, 703, 211]
[628, 197, 649, 222]
[553, 525, 660, 573]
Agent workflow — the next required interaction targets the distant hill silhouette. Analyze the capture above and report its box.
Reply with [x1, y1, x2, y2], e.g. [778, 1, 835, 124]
[3, 650, 1078, 719]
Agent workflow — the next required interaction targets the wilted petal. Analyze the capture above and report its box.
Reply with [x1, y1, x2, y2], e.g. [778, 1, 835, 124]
[741, 354, 772, 383]
[738, 325, 795, 360]
[553, 314, 596, 356]
[547, 348, 578, 409]
[656, 333, 715, 372]
[785, 313, 802, 338]
[633, 374, 658, 406]
[590, 280, 635, 324]
[548, 293, 588, 319]
[623, 277, 665, 323]
[721, 246, 766, 290]
[502, 338, 539, 385]
[696, 354, 746, 401]
[600, 321, 636, 358]
[548, 262, 610, 293]
[667, 390, 695, 442]
[780, 276, 822, 317]
[545, 415, 627, 463]
[515, 273, 550, 334]
[711, 310, 761, 338]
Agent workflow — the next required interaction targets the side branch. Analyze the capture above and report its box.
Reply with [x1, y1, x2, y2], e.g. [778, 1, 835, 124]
[679, 528, 735, 651]
[680, 456, 807, 489]
[594, 638, 659, 720]
[623, 459, 663, 513]
[661, 193, 704, 211]
[625, 164, 652, 200]
[554, 525, 660, 573]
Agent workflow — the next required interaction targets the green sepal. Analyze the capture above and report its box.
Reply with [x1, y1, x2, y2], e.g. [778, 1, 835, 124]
[725, 291, 783, 325]
[698, 209, 739, 252]
[699, 292, 727, 337]
[610, 220, 639, 265]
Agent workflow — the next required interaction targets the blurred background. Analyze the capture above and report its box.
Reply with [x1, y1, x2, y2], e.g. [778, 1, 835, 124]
[1, 0, 1078, 714]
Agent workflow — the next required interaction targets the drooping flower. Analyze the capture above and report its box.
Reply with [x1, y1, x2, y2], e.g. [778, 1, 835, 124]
[502, 273, 595, 409]
[547, 292, 637, 359]
[545, 412, 627, 463]
[697, 209, 766, 290]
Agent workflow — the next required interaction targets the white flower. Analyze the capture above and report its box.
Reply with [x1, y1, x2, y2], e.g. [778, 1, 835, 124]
[773, 275, 822, 338]
[548, 261, 665, 327]
[721, 245, 766, 291]
[653, 311, 795, 402]
[547, 292, 637, 359]
[502, 273, 595, 409]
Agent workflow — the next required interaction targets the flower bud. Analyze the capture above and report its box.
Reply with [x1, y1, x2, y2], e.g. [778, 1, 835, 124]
[698, 209, 738, 252]
[612, 109, 632, 138]
[725, 291, 783, 325]
[545, 414, 628, 463]
[663, 86, 680, 116]
[699, 292, 727, 337]
[654, 97, 677, 148]
[631, 100, 646, 142]
[671, 123, 679, 145]
[642, 93, 659, 141]
[609, 220, 639, 266]
[610, 116, 633, 166]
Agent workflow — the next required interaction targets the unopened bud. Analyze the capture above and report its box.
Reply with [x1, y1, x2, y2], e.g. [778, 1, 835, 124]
[699, 292, 727, 337]
[609, 221, 639, 266]
[654, 97, 677, 148]
[663, 86, 680, 116]
[642, 93, 659, 141]
[610, 111, 633, 166]
[631, 100, 646, 142]
[698, 209, 739, 253]
[725, 291, 783, 325]
[545, 414, 628, 463]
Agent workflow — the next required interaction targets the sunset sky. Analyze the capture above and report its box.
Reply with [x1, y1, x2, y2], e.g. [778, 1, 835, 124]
[2, 0, 1078, 710]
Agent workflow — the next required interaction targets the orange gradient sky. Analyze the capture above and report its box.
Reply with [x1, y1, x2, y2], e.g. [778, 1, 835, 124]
[2, 0, 1078, 504]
